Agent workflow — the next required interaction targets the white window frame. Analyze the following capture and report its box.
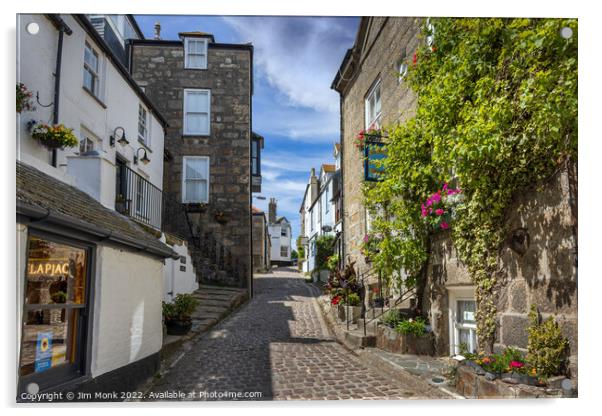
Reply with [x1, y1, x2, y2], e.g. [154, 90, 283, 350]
[365, 79, 382, 129]
[138, 104, 149, 145]
[183, 88, 211, 136]
[184, 37, 208, 69]
[182, 156, 210, 203]
[83, 41, 100, 97]
[448, 286, 478, 356]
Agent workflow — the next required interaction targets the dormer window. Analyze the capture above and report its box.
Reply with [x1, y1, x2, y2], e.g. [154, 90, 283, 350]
[184, 37, 208, 69]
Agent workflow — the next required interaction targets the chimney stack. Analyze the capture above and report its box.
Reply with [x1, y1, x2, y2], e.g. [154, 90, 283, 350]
[268, 198, 277, 223]
[154, 21, 162, 40]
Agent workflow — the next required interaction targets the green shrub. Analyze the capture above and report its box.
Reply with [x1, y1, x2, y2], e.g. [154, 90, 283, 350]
[163, 293, 199, 320]
[395, 317, 427, 337]
[527, 305, 569, 378]
[346, 292, 361, 306]
[380, 309, 401, 328]
[314, 235, 335, 271]
[325, 254, 340, 271]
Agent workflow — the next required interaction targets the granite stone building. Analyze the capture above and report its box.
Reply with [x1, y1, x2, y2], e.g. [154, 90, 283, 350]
[331, 16, 578, 381]
[332, 17, 422, 277]
[129, 28, 256, 289]
[252, 206, 271, 272]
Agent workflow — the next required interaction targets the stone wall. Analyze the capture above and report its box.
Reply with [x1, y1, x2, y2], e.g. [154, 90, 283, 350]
[131, 41, 252, 287]
[421, 167, 578, 378]
[339, 17, 421, 276]
[252, 213, 269, 272]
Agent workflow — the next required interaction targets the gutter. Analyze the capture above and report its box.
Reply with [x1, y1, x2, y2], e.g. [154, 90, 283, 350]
[45, 14, 73, 167]
[17, 201, 179, 260]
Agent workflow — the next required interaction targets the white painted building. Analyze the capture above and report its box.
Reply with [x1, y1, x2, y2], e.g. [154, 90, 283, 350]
[267, 198, 292, 266]
[15, 14, 196, 396]
[299, 157, 340, 280]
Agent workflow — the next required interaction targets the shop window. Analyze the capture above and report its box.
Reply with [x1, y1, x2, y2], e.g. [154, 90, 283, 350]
[19, 234, 91, 391]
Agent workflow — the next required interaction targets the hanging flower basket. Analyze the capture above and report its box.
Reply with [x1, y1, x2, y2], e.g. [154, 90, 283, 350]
[16, 83, 35, 113]
[28, 121, 79, 150]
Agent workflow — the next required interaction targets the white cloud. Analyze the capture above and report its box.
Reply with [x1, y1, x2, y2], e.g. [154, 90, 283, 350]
[222, 16, 356, 114]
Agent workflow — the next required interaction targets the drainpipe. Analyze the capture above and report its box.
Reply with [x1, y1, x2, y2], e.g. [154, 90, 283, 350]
[48, 15, 72, 167]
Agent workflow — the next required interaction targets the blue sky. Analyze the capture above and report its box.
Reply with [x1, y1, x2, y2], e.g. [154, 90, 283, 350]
[134, 15, 359, 248]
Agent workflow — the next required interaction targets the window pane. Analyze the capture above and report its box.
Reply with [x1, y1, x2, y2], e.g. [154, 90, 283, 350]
[186, 91, 208, 112]
[187, 54, 204, 68]
[83, 70, 93, 91]
[185, 158, 207, 180]
[186, 113, 208, 134]
[457, 300, 476, 324]
[25, 236, 87, 305]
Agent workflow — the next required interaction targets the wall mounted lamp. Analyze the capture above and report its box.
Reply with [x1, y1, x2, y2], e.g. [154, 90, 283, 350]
[134, 147, 151, 165]
[110, 126, 129, 147]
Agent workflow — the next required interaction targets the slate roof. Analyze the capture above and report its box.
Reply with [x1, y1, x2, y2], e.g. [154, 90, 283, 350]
[16, 161, 174, 258]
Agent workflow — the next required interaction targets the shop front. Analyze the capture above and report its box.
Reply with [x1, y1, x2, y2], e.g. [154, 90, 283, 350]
[18, 232, 95, 394]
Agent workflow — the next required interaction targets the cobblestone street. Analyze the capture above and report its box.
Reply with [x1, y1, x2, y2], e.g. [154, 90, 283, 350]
[145, 268, 440, 401]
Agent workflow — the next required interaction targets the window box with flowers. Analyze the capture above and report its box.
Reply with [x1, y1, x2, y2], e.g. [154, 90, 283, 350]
[27, 121, 79, 150]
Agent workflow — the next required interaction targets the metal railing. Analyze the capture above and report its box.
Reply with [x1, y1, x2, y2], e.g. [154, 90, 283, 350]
[115, 164, 162, 230]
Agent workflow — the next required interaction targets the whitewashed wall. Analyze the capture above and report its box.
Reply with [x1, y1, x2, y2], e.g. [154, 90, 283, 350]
[90, 245, 163, 378]
[17, 14, 165, 209]
[161, 236, 198, 302]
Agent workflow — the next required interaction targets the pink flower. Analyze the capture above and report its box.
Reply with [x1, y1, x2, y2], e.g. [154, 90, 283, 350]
[440, 222, 449, 230]
[442, 183, 448, 193]
[421, 204, 428, 217]
[435, 209, 444, 216]
[510, 361, 524, 369]
[431, 192, 441, 203]
[363, 234, 370, 243]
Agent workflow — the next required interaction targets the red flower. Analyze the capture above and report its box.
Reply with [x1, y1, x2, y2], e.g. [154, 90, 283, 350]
[510, 361, 524, 369]
[331, 296, 341, 305]
[435, 208, 444, 216]
[412, 52, 418, 65]
[440, 222, 449, 230]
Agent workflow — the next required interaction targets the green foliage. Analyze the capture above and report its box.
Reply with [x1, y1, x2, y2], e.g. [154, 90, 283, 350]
[162, 293, 199, 320]
[346, 292, 361, 306]
[314, 235, 335, 271]
[363, 18, 577, 351]
[527, 305, 569, 378]
[291, 249, 298, 260]
[325, 254, 340, 271]
[380, 309, 401, 328]
[395, 317, 427, 337]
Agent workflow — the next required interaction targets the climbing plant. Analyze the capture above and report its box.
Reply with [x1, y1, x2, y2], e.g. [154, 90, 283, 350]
[364, 18, 577, 352]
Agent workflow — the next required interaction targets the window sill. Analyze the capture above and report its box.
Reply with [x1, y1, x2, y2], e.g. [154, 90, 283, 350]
[184, 66, 208, 71]
[182, 134, 211, 138]
[82, 86, 107, 109]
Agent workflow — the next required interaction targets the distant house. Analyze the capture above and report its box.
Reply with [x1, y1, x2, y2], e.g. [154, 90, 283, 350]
[252, 206, 271, 272]
[267, 199, 292, 267]
[299, 157, 340, 280]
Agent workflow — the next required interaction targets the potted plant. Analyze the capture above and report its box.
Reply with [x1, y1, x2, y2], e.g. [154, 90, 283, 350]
[162, 293, 199, 335]
[338, 292, 362, 323]
[17, 83, 35, 113]
[28, 120, 79, 150]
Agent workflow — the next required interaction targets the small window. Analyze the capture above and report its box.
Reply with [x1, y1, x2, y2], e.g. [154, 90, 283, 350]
[281, 228, 287, 237]
[280, 246, 289, 258]
[251, 138, 261, 176]
[184, 38, 208, 69]
[138, 104, 148, 145]
[365, 79, 382, 129]
[79, 137, 95, 154]
[398, 62, 408, 83]
[183, 89, 211, 135]
[83, 42, 100, 96]
[182, 156, 209, 203]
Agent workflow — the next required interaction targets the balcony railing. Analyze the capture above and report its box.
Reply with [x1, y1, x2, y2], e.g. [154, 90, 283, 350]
[115, 164, 162, 230]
